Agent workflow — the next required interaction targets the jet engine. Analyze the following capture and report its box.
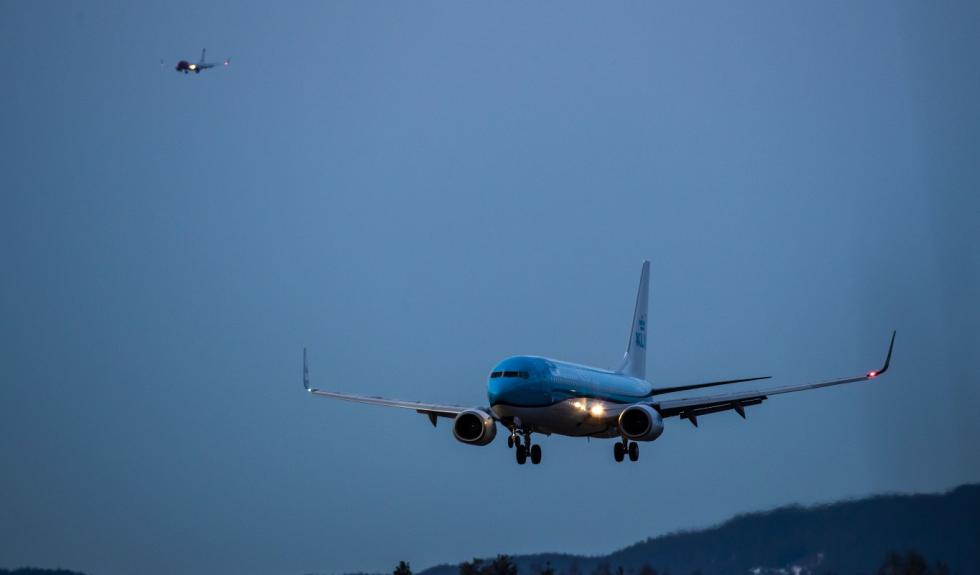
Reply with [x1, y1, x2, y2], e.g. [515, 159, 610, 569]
[618, 404, 664, 441]
[452, 409, 497, 446]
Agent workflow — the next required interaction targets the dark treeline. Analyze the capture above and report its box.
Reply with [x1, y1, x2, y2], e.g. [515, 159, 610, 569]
[3, 483, 976, 575]
[0, 548, 958, 575]
[396, 550, 953, 575]
[418, 484, 979, 575]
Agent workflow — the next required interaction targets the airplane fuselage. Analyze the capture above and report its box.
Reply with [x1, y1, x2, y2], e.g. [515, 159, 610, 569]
[175, 60, 215, 73]
[488, 356, 651, 438]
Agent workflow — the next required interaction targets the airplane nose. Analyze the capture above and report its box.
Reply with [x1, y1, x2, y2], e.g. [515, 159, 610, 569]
[487, 378, 511, 405]
[488, 375, 548, 407]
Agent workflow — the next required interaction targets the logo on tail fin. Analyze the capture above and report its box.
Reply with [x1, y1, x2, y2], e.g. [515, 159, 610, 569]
[635, 316, 647, 349]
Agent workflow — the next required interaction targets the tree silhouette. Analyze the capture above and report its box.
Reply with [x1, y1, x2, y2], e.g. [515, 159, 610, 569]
[459, 559, 484, 575]
[487, 554, 518, 575]
[459, 555, 517, 575]
[876, 551, 950, 575]
[394, 560, 412, 575]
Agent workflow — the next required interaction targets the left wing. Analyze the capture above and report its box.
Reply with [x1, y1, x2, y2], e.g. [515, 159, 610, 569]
[654, 331, 896, 427]
[302, 348, 473, 424]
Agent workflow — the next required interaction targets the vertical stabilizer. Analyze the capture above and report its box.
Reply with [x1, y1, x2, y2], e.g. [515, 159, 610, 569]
[200, 48, 207, 63]
[617, 260, 650, 379]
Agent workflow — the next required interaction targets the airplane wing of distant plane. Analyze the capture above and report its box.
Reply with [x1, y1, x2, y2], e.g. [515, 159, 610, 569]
[653, 331, 896, 427]
[302, 349, 472, 423]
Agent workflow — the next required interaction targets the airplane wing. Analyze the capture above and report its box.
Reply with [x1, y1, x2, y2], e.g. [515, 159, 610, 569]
[302, 348, 473, 424]
[653, 331, 896, 427]
[649, 375, 771, 396]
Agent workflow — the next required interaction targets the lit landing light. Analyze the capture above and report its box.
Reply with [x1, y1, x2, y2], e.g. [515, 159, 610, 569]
[189, 64, 197, 71]
[590, 404, 605, 417]
[868, 371, 878, 378]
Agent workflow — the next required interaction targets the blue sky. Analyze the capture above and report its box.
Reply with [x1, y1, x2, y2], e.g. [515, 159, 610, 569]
[1, 2, 978, 575]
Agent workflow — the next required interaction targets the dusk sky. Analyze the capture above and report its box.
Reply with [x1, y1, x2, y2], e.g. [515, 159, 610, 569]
[1, 2, 978, 575]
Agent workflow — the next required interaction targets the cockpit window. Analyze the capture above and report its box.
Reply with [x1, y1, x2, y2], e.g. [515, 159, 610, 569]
[490, 371, 502, 378]
[500, 370, 529, 379]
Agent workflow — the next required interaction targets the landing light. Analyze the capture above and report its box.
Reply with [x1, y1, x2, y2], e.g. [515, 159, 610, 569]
[590, 404, 605, 417]
[868, 371, 877, 378]
[189, 64, 197, 70]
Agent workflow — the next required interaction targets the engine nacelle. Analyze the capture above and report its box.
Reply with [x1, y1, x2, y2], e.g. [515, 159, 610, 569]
[452, 409, 497, 446]
[618, 404, 665, 441]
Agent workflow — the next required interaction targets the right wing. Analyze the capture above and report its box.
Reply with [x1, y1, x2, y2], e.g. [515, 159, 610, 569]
[302, 348, 474, 424]
[653, 331, 896, 427]
[649, 375, 772, 396]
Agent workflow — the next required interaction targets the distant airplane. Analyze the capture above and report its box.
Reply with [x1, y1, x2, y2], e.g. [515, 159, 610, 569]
[303, 261, 895, 465]
[174, 49, 229, 74]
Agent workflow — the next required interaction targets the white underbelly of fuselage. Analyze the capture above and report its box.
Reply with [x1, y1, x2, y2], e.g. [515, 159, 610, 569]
[491, 399, 620, 438]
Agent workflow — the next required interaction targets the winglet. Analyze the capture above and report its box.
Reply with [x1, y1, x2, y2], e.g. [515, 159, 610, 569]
[868, 331, 896, 378]
[303, 347, 312, 392]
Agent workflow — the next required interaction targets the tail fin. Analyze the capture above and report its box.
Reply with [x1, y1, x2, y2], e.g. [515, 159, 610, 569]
[617, 260, 650, 379]
[200, 48, 206, 63]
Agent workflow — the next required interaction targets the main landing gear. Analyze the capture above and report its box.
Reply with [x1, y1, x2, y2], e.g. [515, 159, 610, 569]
[510, 428, 542, 465]
[614, 438, 639, 463]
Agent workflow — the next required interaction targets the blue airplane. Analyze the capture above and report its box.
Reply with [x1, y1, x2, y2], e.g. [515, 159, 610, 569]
[304, 261, 895, 465]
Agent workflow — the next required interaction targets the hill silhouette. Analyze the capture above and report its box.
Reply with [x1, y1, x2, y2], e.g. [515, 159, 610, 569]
[420, 484, 979, 575]
[3, 485, 977, 575]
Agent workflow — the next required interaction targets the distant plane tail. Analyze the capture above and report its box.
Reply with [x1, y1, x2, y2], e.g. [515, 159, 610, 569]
[617, 260, 649, 380]
[200, 48, 206, 63]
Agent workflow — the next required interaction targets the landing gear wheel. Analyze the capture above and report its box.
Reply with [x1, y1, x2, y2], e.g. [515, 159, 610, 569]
[508, 435, 515, 449]
[516, 444, 528, 465]
[628, 441, 639, 462]
[530, 444, 542, 465]
[614, 442, 625, 462]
